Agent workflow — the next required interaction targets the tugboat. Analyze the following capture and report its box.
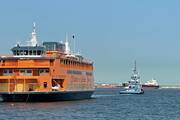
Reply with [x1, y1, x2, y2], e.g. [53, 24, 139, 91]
[0, 23, 95, 102]
[120, 61, 144, 94]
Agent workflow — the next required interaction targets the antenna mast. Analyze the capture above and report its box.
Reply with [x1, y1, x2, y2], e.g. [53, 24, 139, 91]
[30, 22, 37, 46]
[133, 60, 138, 75]
[134, 60, 136, 72]
[72, 34, 75, 54]
[65, 33, 70, 54]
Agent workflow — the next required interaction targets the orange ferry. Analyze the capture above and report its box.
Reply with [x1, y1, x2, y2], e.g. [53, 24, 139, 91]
[0, 23, 95, 102]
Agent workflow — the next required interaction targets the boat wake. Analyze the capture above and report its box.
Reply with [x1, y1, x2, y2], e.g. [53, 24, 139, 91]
[119, 94, 134, 96]
[0, 96, 4, 102]
[160, 86, 180, 89]
[91, 94, 116, 98]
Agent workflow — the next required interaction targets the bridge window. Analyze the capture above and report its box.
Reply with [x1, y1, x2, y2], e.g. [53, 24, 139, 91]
[39, 69, 49, 76]
[3, 69, 13, 76]
[19, 69, 32, 76]
[37, 50, 42, 55]
[67, 70, 82, 75]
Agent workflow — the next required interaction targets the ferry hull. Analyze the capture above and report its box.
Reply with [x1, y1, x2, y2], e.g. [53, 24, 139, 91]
[0, 91, 94, 102]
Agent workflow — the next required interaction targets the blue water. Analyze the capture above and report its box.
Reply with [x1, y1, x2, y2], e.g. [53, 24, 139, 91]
[0, 88, 180, 120]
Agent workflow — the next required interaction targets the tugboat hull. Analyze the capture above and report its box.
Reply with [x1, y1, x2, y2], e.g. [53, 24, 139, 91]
[0, 91, 94, 102]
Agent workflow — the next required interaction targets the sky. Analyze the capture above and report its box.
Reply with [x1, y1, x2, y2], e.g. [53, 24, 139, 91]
[0, 0, 180, 85]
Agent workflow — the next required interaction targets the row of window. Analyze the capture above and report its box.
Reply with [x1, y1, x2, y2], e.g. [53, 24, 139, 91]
[67, 70, 82, 75]
[86, 72, 93, 76]
[19, 69, 32, 73]
[13, 50, 44, 56]
[67, 70, 93, 76]
[3, 69, 13, 74]
[2, 69, 49, 75]
[60, 59, 91, 67]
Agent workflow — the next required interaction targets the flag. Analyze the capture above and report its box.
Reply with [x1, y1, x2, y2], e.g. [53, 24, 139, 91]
[72, 34, 75, 39]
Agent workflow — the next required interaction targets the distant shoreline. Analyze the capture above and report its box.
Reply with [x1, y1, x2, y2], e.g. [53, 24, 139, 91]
[95, 83, 180, 89]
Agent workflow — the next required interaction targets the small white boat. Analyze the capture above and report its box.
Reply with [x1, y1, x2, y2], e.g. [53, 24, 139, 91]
[120, 61, 144, 94]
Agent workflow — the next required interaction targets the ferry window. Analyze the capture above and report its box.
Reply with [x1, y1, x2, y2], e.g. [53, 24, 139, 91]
[37, 50, 41, 55]
[19, 69, 32, 76]
[27, 70, 32, 73]
[29, 50, 32, 55]
[86, 72, 92, 76]
[45, 69, 49, 73]
[39, 69, 49, 74]
[3, 69, 13, 75]
[17, 51, 20, 55]
[19, 50, 22, 55]
[3, 70, 7, 73]
[24, 50, 28, 55]
[33, 50, 37, 55]
[39, 69, 44, 73]
[43, 82, 47, 88]
[50, 60, 54, 66]
[20, 69, 25, 73]
[13, 51, 17, 55]
[67, 70, 82, 75]
[9, 69, 13, 73]
[60, 60, 63, 64]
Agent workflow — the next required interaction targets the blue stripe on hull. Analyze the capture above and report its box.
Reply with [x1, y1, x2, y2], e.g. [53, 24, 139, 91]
[0, 91, 94, 102]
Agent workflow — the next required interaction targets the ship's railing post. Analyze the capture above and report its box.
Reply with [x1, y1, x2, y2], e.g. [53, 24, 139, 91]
[8, 79, 10, 93]
[24, 78, 25, 92]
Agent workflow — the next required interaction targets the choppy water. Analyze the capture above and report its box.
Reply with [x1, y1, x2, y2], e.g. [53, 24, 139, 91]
[0, 88, 180, 120]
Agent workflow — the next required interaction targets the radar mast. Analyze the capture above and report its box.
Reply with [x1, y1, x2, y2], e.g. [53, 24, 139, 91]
[65, 33, 70, 54]
[30, 22, 37, 46]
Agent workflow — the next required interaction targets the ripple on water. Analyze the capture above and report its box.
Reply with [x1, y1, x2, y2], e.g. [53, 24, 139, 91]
[0, 88, 180, 120]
